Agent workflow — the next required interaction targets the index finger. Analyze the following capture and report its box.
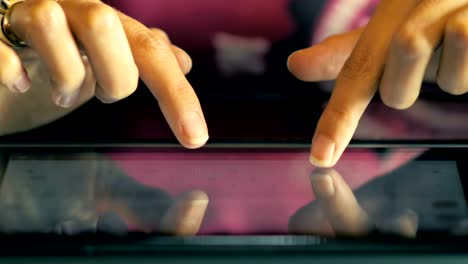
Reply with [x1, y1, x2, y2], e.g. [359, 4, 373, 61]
[310, 0, 419, 167]
[288, 168, 370, 236]
[311, 169, 370, 236]
[117, 12, 209, 149]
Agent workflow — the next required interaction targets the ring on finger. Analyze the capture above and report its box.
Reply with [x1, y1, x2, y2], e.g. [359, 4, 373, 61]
[0, 0, 26, 48]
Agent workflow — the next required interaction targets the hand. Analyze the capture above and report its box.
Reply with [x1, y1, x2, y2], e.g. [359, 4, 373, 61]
[0, 152, 208, 235]
[0, 0, 208, 149]
[288, 0, 468, 167]
[288, 169, 418, 238]
[96, 157, 209, 235]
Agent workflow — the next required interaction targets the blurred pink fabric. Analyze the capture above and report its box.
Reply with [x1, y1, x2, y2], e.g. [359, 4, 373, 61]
[109, 0, 294, 49]
[312, 0, 379, 43]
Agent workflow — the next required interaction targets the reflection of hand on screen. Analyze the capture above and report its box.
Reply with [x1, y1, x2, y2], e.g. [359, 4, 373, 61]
[96, 159, 209, 236]
[98, 157, 209, 236]
[0, 153, 208, 236]
[289, 168, 418, 238]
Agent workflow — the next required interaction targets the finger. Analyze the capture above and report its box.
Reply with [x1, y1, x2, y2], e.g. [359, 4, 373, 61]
[287, 28, 440, 83]
[376, 209, 418, 238]
[118, 12, 209, 149]
[287, 28, 363, 82]
[59, 0, 139, 104]
[288, 200, 334, 236]
[0, 42, 30, 93]
[149, 28, 192, 75]
[149, 28, 171, 43]
[437, 5, 468, 95]
[380, 1, 468, 109]
[10, 0, 86, 107]
[310, 169, 370, 236]
[159, 190, 209, 236]
[310, 0, 420, 168]
[171, 45, 193, 75]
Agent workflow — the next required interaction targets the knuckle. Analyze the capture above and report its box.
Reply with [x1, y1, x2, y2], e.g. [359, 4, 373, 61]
[28, 0, 65, 33]
[418, 0, 444, 9]
[82, 4, 120, 34]
[151, 28, 170, 43]
[324, 104, 359, 127]
[339, 46, 375, 81]
[54, 68, 86, 93]
[158, 79, 198, 110]
[172, 79, 196, 103]
[131, 29, 170, 54]
[392, 26, 430, 59]
[446, 17, 468, 47]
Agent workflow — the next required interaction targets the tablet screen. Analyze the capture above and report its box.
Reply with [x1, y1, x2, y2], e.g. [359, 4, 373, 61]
[0, 147, 466, 239]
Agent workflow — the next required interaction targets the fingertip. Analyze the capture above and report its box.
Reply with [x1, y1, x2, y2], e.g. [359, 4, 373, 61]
[51, 88, 81, 108]
[286, 50, 300, 72]
[180, 112, 209, 149]
[287, 49, 311, 81]
[160, 190, 209, 236]
[181, 135, 209, 150]
[179, 190, 210, 205]
[290, 45, 344, 83]
[380, 89, 417, 110]
[310, 156, 336, 168]
[310, 169, 336, 198]
[289, 29, 364, 83]
[171, 46, 193, 75]
[12, 72, 31, 93]
[310, 134, 337, 168]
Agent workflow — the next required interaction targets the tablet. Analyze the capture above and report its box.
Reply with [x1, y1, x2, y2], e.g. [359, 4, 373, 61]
[0, 145, 466, 256]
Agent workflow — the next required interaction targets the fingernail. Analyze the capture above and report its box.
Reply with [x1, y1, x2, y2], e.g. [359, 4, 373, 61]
[54, 89, 81, 108]
[12, 74, 31, 93]
[310, 134, 336, 168]
[182, 112, 208, 147]
[310, 169, 335, 198]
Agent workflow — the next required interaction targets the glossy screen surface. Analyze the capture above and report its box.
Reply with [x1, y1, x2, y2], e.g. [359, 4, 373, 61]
[0, 147, 466, 239]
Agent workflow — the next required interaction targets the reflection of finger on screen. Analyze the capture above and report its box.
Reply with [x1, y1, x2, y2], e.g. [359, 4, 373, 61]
[288, 202, 334, 236]
[311, 169, 371, 236]
[376, 209, 418, 238]
[159, 190, 209, 236]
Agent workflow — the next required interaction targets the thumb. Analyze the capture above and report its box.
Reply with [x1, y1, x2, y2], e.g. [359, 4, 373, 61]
[287, 28, 363, 82]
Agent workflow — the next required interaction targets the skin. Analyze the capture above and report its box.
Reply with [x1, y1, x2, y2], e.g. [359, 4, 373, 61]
[0, 0, 208, 149]
[289, 168, 419, 238]
[2, 0, 468, 235]
[288, 0, 468, 168]
[0, 153, 208, 235]
[3, 0, 468, 163]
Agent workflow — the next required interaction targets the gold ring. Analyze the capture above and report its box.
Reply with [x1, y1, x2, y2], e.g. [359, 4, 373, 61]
[0, 0, 26, 48]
